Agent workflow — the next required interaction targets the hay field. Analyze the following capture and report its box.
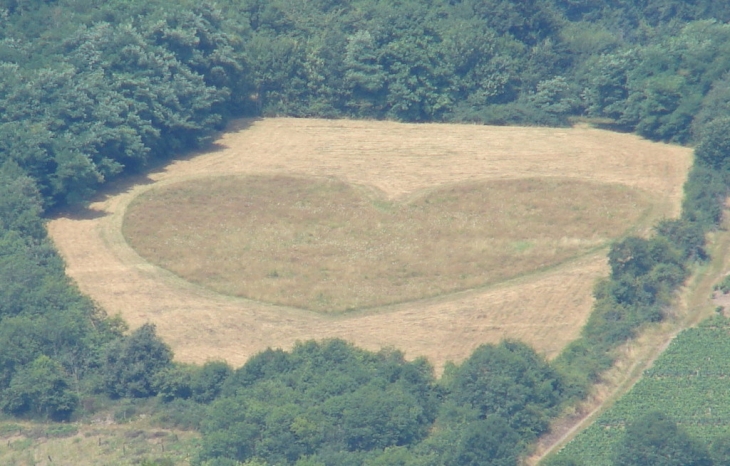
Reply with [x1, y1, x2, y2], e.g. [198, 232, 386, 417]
[47, 118, 692, 372]
[124, 175, 650, 312]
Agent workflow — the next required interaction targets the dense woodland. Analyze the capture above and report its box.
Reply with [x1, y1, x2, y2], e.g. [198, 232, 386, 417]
[3, 0, 730, 464]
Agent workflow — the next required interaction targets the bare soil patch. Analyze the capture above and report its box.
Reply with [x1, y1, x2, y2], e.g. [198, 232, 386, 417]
[124, 175, 651, 312]
[47, 118, 692, 372]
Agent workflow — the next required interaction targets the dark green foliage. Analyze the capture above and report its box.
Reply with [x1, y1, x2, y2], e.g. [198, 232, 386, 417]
[693, 74, 730, 136]
[1, 0, 730, 151]
[192, 361, 233, 404]
[452, 416, 522, 466]
[695, 118, 730, 172]
[607, 239, 648, 280]
[613, 411, 712, 466]
[0, 163, 45, 239]
[365, 446, 414, 466]
[710, 435, 730, 466]
[682, 166, 729, 227]
[0, 2, 246, 207]
[575, 20, 730, 143]
[103, 324, 173, 398]
[567, 233, 687, 359]
[2, 355, 78, 421]
[197, 339, 566, 465]
[0, 165, 121, 420]
[447, 340, 565, 440]
[199, 341, 439, 465]
[655, 219, 707, 262]
[155, 360, 232, 404]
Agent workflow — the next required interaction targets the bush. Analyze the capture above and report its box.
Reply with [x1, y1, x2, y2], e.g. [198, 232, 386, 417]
[102, 324, 173, 399]
[1, 355, 78, 421]
[715, 275, 730, 294]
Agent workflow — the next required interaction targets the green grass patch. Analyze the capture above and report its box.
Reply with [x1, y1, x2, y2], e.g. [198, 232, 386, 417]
[512, 240, 534, 252]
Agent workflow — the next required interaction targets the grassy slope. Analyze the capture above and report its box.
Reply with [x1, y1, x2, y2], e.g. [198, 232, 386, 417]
[47, 118, 692, 372]
[123, 175, 650, 312]
[0, 417, 199, 466]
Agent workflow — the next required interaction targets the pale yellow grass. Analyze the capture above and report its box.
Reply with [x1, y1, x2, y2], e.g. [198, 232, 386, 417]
[47, 118, 692, 373]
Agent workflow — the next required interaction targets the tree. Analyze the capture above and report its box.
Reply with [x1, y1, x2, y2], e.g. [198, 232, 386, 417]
[2, 355, 78, 420]
[453, 416, 522, 466]
[103, 323, 173, 398]
[608, 236, 682, 281]
[192, 360, 233, 403]
[695, 117, 730, 171]
[344, 30, 386, 116]
[655, 219, 707, 262]
[613, 411, 712, 466]
[339, 383, 427, 451]
[448, 340, 565, 439]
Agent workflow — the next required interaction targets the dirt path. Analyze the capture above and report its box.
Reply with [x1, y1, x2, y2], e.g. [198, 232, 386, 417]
[526, 223, 730, 464]
[47, 118, 691, 373]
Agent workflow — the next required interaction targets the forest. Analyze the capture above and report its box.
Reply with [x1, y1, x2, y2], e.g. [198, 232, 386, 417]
[3, 0, 730, 464]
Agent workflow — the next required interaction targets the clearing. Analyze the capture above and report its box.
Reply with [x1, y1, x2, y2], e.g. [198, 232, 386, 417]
[47, 118, 692, 372]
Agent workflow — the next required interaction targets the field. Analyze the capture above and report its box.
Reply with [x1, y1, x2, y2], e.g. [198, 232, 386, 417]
[47, 118, 692, 372]
[123, 175, 649, 312]
[552, 316, 730, 464]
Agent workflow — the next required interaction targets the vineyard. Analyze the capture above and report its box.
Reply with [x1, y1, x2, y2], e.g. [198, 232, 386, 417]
[553, 315, 730, 464]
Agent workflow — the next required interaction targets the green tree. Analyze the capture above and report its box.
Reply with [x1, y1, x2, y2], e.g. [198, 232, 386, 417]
[448, 340, 565, 439]
[453, 416, 522, 466]
[192, 360, 233, 403]
[695, 117, 730, 171]
[103, 323, 173, 398]
[2, 355, 78, 420]
[613, 411, 712, 466]
[344, 30, 386, 116]
[608, 236, 681, 281]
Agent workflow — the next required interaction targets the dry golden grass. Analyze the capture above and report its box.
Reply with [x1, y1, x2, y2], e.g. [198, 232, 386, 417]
[123, 175, 651, 312]
[47, 118, 692, 373]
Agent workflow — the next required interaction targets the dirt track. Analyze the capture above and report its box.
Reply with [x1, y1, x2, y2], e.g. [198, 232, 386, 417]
[47, 118, 692, 372]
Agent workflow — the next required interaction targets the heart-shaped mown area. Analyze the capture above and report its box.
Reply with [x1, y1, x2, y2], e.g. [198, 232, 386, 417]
[123, 175, 652, 312]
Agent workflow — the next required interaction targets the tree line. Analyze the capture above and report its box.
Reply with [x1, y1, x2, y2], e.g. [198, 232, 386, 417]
[3, 0, 730, 464]
[3, 0, 730, 205]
